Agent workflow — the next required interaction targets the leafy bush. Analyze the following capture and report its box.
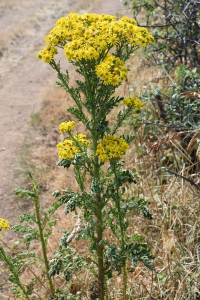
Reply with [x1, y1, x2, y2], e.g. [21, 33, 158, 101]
[120, 0, 200, 71]
[142, 66, 200, 131]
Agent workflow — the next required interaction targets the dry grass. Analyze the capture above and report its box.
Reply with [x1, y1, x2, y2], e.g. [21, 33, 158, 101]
[122, 126, 200, 299]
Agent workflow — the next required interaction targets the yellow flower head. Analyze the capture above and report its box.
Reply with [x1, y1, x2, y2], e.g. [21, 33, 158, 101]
[96, 136, 129, 162]
[57, 134, 90, 160]
[123, 96, 143, 110]
[0, 218, 10, 236]
[95, 53, 128, 86]
[37, 45, 58, 63]
[37, 13, 154, 64]
[59, 121, 75, 134]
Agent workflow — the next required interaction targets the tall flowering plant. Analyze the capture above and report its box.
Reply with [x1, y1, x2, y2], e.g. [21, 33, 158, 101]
[38, 13, 154, 299]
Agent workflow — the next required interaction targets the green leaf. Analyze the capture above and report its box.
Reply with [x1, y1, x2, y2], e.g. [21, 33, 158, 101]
[57, 159, 71, 169]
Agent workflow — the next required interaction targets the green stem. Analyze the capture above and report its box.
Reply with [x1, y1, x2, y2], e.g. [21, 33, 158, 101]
[0, 245, 31, 300]
[113, 165, 127, 299]
[118, 202, 127, 299]
[34, 194, 55, 295]
[93, 137, 104, 300]
[118, 214, 127, 299]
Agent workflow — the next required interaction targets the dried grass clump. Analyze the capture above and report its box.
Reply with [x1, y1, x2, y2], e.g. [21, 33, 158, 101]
[119, 120, 200, 298]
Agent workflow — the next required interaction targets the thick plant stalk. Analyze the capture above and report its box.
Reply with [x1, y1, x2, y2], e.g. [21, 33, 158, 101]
[93, 138, 104, 300]
[118, 202, 127, 299]
[34, 194, 55, 295]
[118, 203, 127, 299]
[113, 165, 127, 299]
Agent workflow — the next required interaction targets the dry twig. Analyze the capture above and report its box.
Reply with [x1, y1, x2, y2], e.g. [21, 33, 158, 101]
[165, 167, 200, 192]
[180, 92, 200, 100]
[186, 133, 198, 153]
[149, 132, 185, 153]
[66, 218, 82, 244]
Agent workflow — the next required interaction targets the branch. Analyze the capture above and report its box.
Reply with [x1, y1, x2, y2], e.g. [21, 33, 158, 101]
[137, 22, 184, 28]
[165, 167, 200, 191]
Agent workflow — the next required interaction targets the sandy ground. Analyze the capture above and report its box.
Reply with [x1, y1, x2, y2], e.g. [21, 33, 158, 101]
[0, 0, 127, 295]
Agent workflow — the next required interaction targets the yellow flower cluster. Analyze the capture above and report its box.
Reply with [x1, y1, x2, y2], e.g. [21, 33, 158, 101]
[37, 45, 58, 63]
[0, 218, 10, 236]
[64, 38, 100, 62]
[123, 96, 143, 110]
[37, 13, 154, 65]
[57, 134, 90, 160]
[96, 136, 129, 162]
[59, 121, 75, 134]
[95, 53, 128, 86]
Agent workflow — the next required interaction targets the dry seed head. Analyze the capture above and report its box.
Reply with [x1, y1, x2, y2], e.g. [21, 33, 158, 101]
[186, 133, 198, 153]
